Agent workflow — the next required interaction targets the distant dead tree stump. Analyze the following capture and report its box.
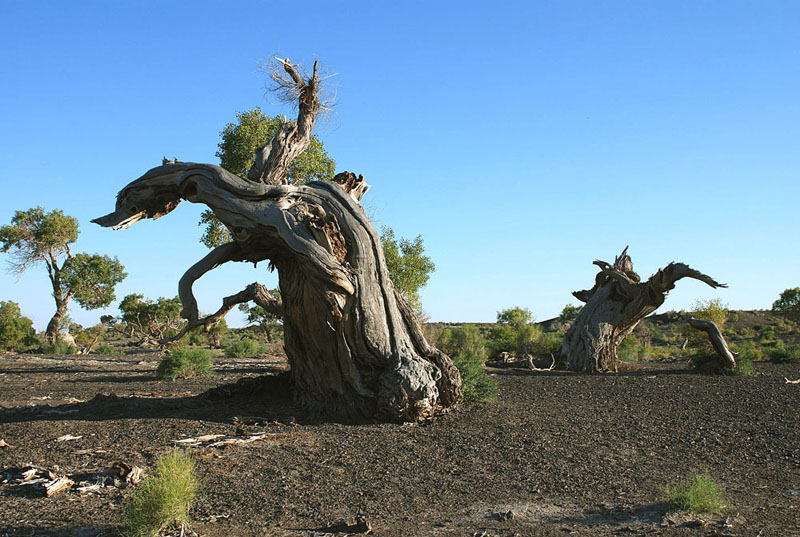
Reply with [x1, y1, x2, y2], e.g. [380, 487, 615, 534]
[562, 247, 726, 373]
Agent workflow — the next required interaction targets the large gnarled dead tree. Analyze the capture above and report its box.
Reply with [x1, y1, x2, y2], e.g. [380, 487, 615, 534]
[93, 58, 461, 421]
[562, 247, 726, 373]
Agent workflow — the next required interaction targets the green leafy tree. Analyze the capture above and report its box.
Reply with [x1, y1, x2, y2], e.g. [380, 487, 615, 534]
[559, 303, 582, 323]
[119, 294, 185, 344]
[773, 287, 800, 321]
[0, 207, 126, 341]
[380, 227, 436, 315]
[199, 108, 336, 248]
[238, 288, 282, 342]
[487, 307, 542, 359]
[0, 300, 38, 351]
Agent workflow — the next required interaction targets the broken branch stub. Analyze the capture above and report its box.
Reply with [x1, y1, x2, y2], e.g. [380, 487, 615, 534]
[562, 247, 726, 373]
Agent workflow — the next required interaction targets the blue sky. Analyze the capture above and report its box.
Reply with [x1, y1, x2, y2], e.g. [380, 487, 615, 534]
[1, 0, 798, 330]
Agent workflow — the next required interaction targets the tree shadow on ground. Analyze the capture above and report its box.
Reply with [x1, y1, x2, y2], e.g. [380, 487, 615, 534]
[0, 373, 302, 426]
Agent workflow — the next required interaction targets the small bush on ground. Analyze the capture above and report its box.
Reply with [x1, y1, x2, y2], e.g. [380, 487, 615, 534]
[224, 338, 264, 358]
[666, 473, 727, 513]
[93, 343, 117, 355]
[124, 449, 199, 537]
[41, 338, 78, 355]
[437, 325, 487, 362]
[536, 332, 563, 355]
[452, 347, 498, 402]
[618, 335, 644, 362]
[768, 341, 800, 364]
[157, 347, 214, 380]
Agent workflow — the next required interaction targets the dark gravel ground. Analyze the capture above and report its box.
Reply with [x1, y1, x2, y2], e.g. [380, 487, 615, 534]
[1, 352, 799, 537]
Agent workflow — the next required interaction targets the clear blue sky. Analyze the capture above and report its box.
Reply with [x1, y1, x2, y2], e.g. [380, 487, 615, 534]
[1, 0, 798, 330]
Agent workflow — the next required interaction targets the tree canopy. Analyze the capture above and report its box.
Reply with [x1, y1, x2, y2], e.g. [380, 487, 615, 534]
[0, 207, 126, 340]
[200, 107, 336, 248]
[0, 300, 37, 351]
[773, 287, 800, 321]
[380, 227, 436, 315]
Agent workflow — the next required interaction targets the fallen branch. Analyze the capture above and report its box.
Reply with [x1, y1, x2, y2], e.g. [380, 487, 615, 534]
[785, 378, 800, 385]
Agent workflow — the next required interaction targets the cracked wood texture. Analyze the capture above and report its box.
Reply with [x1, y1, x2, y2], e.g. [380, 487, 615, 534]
[562, 247, 727, 373]
[93, 59, 460, 422]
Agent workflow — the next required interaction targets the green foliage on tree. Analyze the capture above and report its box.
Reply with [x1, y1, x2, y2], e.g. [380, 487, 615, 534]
[559, 303, 582, 323]
[773, 287, 800, 321]
[0, 207, 126, 341]
[237, 288, 282, 342]
[437, 324, 487, 362]
[380, 227, 436, 315]
[199, 107, 336, 248]
[119, 294, 185, 343]
[0, 300, 37, 351]
[487, 307, 542, 359]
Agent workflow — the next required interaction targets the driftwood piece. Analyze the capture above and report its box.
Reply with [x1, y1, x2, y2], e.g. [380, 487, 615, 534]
[562, 247, 726, 372]
[42, 477, 73, 497]
[688, 318, 736, 369]
[784, 378, 800, 385]
[93, 57, 461, 422]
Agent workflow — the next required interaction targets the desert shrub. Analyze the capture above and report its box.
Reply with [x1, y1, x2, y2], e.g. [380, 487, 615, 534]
[645, 346, 673, 359]
[666, 473, 727, 513]
[437, 325, 487, 362]
[731, 353, 755, 376]
[536, 332, 563, 355]
[618, 335, 644, 362]
[487, 307, 542, 359]
[124, 449, 199, 537]
[157, 347, 214, 380]
[730, 340, 765, 362]
[93, 343, 117, 355]
[452, 347, 498, 402]
[224, 338, 264, 358]
[41, 338, 78, 355]
[768, 341, 800, 364]
[0, 300, 38, 352]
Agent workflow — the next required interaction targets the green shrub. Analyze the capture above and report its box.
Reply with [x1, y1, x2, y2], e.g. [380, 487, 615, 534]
[41, 338, 78, 355]
[684, 299, 728, 353]
[768, 342, 800, 364]
[0, 300, 38, 352]
[730, 340, 765, 362]
[487, 307, 542, 359]
[618, 335, 644, 362]
[453, 348, 498, 402]
[157, 347, 214, 380]
[536, 332, 563, 355]
[93, 344, 117, 355]
[666, 473, 727, 513]
[773, 287, 800, 321]
[124, 449, 199, 537]
[223, 338, 264, 358]
[558, 304, 581, 323]
[437, 325, 487, 362]
[731, 353, 754, 376]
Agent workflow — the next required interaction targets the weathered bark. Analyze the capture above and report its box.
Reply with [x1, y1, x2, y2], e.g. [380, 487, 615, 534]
[562, 247, 726, 373]
[688, 318, 736, 370]
[92, 58, 460, 421]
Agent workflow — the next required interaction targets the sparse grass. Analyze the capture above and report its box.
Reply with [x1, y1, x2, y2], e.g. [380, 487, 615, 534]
[124, 449, 199, 537]
[223, 338, 264, 358]
[452, 348, 498, 403]
[156, 347, 214, 380]
[666, 473, 728, 514]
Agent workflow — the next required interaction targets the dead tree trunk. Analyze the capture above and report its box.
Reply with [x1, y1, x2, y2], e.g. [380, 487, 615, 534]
[93, 58, 460, 422]
[562, 247, 726, 373]
[688, 318, 736, 370]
